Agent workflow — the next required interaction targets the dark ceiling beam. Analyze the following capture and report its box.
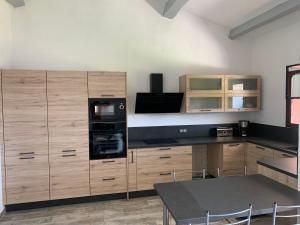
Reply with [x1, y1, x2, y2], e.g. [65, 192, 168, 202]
[229, 0, 300, 40]
[6, 0, 25, 7]
[146, 0, 189, 19]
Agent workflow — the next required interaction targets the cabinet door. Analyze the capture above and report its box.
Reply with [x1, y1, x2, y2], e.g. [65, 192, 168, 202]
[2, 70, 49, 204]
[88, 71, 126, 98]
[186, 75, 224, 94]
[223, 143, 245, 176]
[128, 150, 137, 192]
[225, 76, 261, 94]
[225, 94, 260, 112]
[186, 94, 224, 113]
[47, 71, 90, 200]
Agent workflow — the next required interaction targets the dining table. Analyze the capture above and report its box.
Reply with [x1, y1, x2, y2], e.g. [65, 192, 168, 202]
[154, 175, 300, 225]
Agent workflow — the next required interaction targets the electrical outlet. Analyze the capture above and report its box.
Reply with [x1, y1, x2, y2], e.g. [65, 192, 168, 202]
[179, 129, 188, 133]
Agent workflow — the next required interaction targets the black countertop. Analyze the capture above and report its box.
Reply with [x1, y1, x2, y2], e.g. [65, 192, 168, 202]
[129, 136, 298, 155]
[258, 158, 298, 178]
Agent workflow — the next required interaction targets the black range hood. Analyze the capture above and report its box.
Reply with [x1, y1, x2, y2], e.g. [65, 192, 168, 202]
[135, 93, 183, 113]
[135, 73, 183, 114]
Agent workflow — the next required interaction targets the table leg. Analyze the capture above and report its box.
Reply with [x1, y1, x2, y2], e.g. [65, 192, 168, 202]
[163, 204, 169, 225]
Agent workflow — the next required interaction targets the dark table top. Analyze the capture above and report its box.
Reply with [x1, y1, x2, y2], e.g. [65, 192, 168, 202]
[155, 175, 300, 225]
[258, 157, 298, 178]
[128, 136, 298, 156]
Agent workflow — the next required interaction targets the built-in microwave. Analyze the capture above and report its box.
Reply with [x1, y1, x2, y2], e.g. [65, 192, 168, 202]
[89, 98, 126, 123]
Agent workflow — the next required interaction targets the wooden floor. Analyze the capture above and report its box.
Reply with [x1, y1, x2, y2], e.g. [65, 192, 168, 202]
[0, 196, 177, 225]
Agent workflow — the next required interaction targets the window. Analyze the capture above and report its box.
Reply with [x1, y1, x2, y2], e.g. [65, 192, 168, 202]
[286, 64, 300, 127]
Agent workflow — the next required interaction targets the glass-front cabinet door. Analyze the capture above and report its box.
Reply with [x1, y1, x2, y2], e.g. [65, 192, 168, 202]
[225, 94, 260, 112]
[186, 94, 224, 113]
[225, 75, 260, 93]
[186, 75, 224, 94]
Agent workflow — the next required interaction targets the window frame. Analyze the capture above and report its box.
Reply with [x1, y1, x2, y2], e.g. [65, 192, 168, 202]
[286, 64, 300, 128]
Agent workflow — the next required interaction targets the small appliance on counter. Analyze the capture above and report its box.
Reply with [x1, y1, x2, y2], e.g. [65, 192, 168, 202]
[239, 120, 249, 137]
[216, 127, 233, 137]
[89, 98, 127, 160]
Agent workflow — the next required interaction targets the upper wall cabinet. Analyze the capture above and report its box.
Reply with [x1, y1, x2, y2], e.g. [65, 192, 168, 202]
[2, 70, 49, 204]
[88, 72, 127, 98]
[225, 75, 261, 94]
[180, 74, 261, 113]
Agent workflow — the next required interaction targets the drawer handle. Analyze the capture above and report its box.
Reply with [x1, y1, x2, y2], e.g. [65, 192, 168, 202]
[159, 148, 171, 151]
[160, 172, 172, 176]
[101, 94, 115, 97]
[62, 154, 77, 157]
[256, 146, 265, 150]
[282, 154, 294, 158]
[228, 144, 240, 147]
[200, 109, 212, 112]
[62, 150, 76, 153]
[102, 160, 115, 163]
[102, 178, 115, 181]
[19, 156, 35, 160]
[160, 156, 171, 159]
[19, 152, 34, 155]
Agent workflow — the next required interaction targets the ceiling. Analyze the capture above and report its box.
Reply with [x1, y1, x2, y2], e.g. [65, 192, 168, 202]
[183, 0, 289, 28]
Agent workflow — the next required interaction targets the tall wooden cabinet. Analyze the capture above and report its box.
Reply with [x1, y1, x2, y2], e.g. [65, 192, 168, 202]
[47, 71, 90, 200]
[2, 70, 50, 204]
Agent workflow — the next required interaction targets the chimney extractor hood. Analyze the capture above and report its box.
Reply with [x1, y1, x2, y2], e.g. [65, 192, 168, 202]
[135, 93, 183, 114]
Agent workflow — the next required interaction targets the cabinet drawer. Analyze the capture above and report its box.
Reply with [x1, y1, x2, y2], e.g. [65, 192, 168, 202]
[137, 146, 192, 158]
[137, 152, 192, 174]
[90, 158, 126, 178]
[88, 72, 126, 98]
[6, 164, 49, 204]
[137, 171, 174, 191]
[50, 161, 90, 200]
[49, 149, 89, 163]
[91, 175, 127, 196]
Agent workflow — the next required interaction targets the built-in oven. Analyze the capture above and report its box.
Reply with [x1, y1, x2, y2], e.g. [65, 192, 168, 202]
[89, 98, 127, 160]
[89, 98, 126, 123]
[89, 122, 127, 160]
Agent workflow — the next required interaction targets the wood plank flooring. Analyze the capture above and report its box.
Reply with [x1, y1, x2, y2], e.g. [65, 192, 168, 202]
[0, 196, 177, 225]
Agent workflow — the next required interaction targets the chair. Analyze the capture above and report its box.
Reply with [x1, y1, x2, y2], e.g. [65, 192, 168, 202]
[272, 202, 300, 225]
[172, 169, 206, 182]
[205, 205, 252, 225]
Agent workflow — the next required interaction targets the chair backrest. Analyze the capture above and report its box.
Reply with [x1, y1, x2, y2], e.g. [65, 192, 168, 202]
[272, 202, 300, 225]
[172, 169, 206, 182]
[206, 205, 252, 225]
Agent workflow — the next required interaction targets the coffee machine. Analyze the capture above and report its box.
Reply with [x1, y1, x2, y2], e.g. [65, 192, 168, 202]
[239, 120, 249, 137]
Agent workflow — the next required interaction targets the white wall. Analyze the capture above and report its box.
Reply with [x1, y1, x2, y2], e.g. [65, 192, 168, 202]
[0, 0, 13, 214]
[9, 0, 254, 127]
[251, 10, 300, 127]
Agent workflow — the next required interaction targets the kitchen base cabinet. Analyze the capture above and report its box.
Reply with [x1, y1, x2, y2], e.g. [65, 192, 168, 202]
[136, 146, 192, 191]
[50, 161, 90, 200]
[258, 165, 297, 190]
[207, 143, 245, 177]
[6, 164, 49, 204]
[90, 158, 127, 196]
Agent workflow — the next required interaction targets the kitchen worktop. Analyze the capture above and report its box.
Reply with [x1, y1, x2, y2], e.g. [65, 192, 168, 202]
[258, 157, 298, 178]
[128, 136, 298, 155]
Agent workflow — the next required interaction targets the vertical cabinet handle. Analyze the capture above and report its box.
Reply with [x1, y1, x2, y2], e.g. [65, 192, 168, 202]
[131, 151, 134, 164]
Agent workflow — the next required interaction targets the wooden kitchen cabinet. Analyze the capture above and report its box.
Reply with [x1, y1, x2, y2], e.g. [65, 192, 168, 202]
[47, 71, 90, 200]
[246, 143, 274, 175]
[0, 72, 5, 205]
[2, 70, 49, 204]
[225, 75, 261, 94]
[184, 93, 224, 113]
[90, 158, 127, 196]
[136, 146, 192, 191]
[207, 143, 246, 177]
[88, 71, 126, 98]
[127, 149, 137, 192]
